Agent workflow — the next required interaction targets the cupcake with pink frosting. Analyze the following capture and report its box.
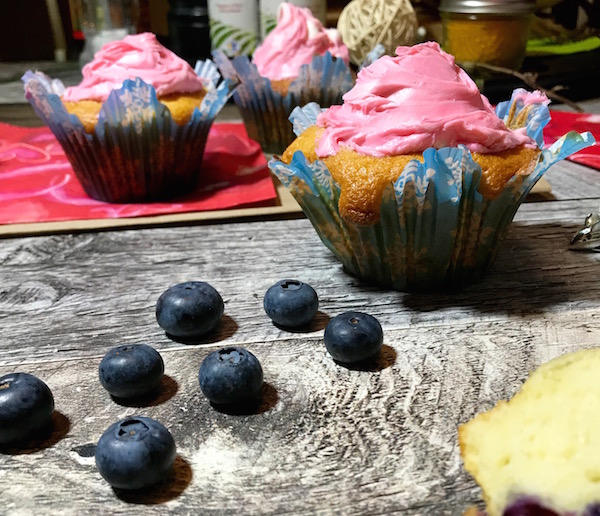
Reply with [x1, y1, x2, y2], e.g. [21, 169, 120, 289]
[213, 2, 353, 154]
[23, 32, 235, 203]
[269, 42, 594, 290]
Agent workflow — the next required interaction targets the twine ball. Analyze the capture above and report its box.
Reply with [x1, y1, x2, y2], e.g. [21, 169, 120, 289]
[338, 0, 419, 66]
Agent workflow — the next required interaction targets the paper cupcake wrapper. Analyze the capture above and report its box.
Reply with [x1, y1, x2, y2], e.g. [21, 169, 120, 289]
[269, 94, 595, 290]
[22, 60, 237, 203]
[358, 44, 386, 71]
[213, 50, 353, 155]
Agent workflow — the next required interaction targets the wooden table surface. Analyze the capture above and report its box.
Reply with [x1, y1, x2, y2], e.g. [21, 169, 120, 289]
[0, 95, 599, 515]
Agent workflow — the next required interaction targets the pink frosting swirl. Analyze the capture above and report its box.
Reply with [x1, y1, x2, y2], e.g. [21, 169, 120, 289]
[62, 32, 206, 102]
[511, 89, 550, 106]
[252, 2, 349, 81]
[316, 42, 537, 158]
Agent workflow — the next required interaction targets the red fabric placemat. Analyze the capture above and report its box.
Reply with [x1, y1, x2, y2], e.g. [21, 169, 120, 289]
[545, 110, 600, 170]
[0, 111, 595, 227]
[0, 122, 277, 225]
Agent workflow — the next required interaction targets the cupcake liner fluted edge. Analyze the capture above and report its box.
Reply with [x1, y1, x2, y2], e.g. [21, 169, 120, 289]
[22, 60, 237, 203]
[213, 50, 353, 155]
[268, 100, 595, 291]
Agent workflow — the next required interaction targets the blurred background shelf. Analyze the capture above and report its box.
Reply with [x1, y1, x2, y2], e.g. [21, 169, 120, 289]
[1, 0, 599, 107]
[471, 47, 600, 104]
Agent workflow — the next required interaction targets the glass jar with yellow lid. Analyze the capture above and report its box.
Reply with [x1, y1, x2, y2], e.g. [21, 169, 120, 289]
[439, 0, 536, 69]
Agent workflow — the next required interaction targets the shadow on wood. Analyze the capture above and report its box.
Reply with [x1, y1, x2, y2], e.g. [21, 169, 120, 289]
[401, 222, 600, 315]
[0, 410, 70, 455]
[333, 344, 397, 372]
[110, 374, 179, 408]
[165, 314, 239, 344]
[112, 454, 193, 504]
[272, 310, 331, 333]
[209, 381, 279, 416]
[72, 442, 96, 458]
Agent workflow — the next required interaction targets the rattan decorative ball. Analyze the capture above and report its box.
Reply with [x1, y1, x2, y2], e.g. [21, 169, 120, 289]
[337, 0, 419, 66]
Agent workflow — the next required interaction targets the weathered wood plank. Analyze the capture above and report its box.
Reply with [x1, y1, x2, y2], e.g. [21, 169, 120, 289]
[544, 161, 600, 201]
[1, 315, 597, 515]
[0, 199, 599, 366]
[0, 129, 598, 513]
[0, 313, 600, 515]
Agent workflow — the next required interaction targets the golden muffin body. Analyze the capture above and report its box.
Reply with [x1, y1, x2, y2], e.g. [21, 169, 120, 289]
[63, 90, 207, 133]
[268, 79, 293, 96]
[282, 125, 540, 225]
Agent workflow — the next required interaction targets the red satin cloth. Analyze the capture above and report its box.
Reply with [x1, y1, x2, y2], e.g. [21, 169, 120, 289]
[0, 122, 277, 225]
[544, 110, 600, 170]
[0, 111, 596, 226]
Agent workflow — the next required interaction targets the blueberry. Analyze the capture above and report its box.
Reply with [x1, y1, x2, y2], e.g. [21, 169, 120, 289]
[198, 347, 263, 405]
[99, 344, 164, 399]
[156, 281, 224, 340]
[324, 311, 383, 364]
[503, 497, 560, 516]
[95, 416, 176, 490]
[263, 279, 318, 328]
[0, 372, 54, 445]
[585, 504, 600, 516]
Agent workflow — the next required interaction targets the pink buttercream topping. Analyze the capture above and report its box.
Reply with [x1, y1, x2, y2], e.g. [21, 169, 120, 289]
[316, 42, 537, 158]
[252, 2, 349, 81]
[62, 32, 206, 102]
[511, 89, 550, 106]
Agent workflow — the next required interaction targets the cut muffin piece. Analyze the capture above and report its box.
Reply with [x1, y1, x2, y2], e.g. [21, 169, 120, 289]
[459, 348, 600, 516]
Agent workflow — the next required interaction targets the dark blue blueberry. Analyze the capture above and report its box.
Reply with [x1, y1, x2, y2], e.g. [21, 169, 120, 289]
[263, 279, 318, 328]
[0, 372, 54, 445]
[99, 344, 164, 399]
[503, 497, 560, 516]
[198, 347, 263, 405]
[585, 504, 600, 516]
[156, 281, 224, 340]
[324, 311, 383, 364]
[95, 416, 176, 490]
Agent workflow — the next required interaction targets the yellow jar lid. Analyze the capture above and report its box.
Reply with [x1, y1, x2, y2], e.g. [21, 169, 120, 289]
[439, 0, 535, 15]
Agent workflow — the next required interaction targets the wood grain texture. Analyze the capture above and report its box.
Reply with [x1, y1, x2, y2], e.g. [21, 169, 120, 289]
[0, 190, 599, 366]
[1, 316, 598, 515]
[1, 138, 600, 513]
[544, 160, 600, 200]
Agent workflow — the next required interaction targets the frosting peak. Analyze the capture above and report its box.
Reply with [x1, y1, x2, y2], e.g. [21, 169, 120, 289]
[316, 42, 537, 158]
[62, 33, 206, 102]
[252, 2, 349, 81]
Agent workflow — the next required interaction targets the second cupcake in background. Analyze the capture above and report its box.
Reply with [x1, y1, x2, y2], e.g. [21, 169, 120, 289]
[213, 2, 353, 154]
[23, 33, 236, 204]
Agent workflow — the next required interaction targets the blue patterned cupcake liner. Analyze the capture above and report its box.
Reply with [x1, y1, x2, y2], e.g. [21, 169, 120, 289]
[358, 44, 385, 71]
[269, 91, 595, 291]
[22, 60, 237, 203]
[213, 50, 353, 155]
